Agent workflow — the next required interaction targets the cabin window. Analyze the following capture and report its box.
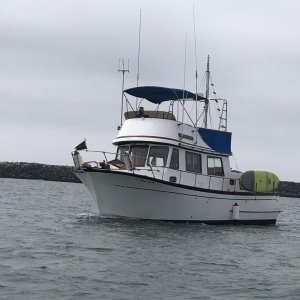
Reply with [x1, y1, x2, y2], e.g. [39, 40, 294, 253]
[116, 145, 129, 162]
[169, 148, 179, 170]
[147, 146, 169, 167]
[185, 151, 202, 173]
[207, 157, 224, 176]
[130, 145, 149, 167]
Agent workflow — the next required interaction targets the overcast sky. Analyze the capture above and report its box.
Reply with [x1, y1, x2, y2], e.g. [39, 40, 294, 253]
[1, 0, 300, 181]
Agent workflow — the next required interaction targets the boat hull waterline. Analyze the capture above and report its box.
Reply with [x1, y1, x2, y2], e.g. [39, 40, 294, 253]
[76, 170, 280, 224]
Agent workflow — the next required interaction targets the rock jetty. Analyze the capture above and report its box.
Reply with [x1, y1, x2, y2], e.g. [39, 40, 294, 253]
[278, 181, 300, 198]
[0, 162, 81, 183]
[0, 162, 299, 197]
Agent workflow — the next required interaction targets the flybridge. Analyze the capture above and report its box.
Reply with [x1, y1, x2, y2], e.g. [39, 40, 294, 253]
[117, 56, 231, 155]
[122, 85, 228, 131]
[123, 86, 207, 126]
[120, 56, 228, 133]
[122, 85, 232, 155]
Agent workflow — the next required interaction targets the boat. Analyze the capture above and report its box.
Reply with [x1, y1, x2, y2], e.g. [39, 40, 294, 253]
[72, 57, 280, 224]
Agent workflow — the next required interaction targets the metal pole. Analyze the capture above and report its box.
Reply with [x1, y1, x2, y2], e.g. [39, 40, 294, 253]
[118, 59, 129, 127]
[136, 9, 142, 110]
[193, 4, 198, 143]
[181, 33, 187, 122]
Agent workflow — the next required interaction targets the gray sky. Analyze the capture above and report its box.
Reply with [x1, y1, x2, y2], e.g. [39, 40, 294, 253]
[1, 0, 300, 181]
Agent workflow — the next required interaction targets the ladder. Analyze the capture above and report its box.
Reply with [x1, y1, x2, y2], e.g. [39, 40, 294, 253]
[218, 99, 228, 131]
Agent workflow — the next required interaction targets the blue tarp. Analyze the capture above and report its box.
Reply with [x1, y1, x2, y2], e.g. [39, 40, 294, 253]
[124, 86, 205, 104]
[199, 128, 232, 155]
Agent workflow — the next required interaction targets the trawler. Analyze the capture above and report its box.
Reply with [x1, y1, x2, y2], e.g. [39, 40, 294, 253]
[72, 57, 280, 224]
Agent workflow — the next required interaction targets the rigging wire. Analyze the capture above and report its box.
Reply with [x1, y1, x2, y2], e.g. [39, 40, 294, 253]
[196, 109, 205, 125]
[209, 72, 228, 130]
[232, 154, 240, 171]
[209, 104, 215, 129]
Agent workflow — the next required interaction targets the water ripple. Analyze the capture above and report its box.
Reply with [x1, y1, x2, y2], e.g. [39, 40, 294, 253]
[0, 178, 299, 300]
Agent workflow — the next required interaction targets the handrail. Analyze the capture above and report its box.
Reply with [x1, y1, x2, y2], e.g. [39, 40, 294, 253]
[79, 149, 118, 155]
[147, 163, 156, 179]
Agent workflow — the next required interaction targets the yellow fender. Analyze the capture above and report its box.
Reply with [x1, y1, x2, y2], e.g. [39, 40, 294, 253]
[240, 170, 279, 193]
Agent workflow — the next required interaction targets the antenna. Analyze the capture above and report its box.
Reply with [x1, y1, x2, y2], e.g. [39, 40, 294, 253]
[137, 9, 142, 87]
[181, 32, 188, 123]
[118, 58, 129, 127]
[193, 4, 199, 141]
[136, 9, 142, 110]
[203, 55, 210, 128]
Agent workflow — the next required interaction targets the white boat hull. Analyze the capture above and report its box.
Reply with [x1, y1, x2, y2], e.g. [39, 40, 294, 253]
[76, 170, 280, 224]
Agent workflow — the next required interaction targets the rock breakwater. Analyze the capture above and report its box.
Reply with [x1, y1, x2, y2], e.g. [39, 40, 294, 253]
[278, 181, 300, 198]
[0, 162, 81, 183]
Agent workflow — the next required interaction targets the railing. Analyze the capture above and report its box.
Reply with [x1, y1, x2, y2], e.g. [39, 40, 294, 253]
[159, 168, 241, 193]
[72, 149, 242, 192]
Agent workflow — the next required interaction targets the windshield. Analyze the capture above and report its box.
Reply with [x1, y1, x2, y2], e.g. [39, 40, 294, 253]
[130, 145, 149, 167]
[116, 145, 129, 162]
[147, 146, 169, 167]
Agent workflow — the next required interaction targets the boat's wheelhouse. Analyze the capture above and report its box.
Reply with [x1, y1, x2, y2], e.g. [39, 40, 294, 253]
[111, 142, 241, 193]
[116, 143, 226, 175]
[116, 144, 169, 168]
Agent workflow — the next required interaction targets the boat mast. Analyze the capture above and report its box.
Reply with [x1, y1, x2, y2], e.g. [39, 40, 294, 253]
[204, 55, 210, 128]
[118, 58, 129, 127]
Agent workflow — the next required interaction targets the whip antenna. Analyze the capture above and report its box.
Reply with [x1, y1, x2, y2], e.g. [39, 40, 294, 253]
[181, 33, 188, 123]
[136, 9, 142, 110]
[193, 4, 199, 140]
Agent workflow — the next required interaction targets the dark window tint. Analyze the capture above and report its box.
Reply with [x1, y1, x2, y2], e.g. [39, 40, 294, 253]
[147, 146, 169, 167]
[169, 148, 179, 170]
[185, 152, 202, 173]
[207, 157, 224, 176]
[130, 145, 149, 167]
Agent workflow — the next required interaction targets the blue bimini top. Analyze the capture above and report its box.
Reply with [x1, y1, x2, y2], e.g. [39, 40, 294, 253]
[124, 86, 206, 104]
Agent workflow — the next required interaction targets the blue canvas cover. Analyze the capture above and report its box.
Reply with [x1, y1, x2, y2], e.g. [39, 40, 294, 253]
[199, 128, 232, 155]
[124, 86, 205, 104]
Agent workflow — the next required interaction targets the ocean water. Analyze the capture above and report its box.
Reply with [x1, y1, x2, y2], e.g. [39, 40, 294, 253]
[0, 178, 299, 300]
